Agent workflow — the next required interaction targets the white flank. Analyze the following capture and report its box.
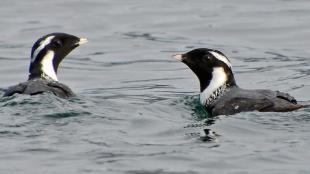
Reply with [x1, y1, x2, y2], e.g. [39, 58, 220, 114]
[31, 36, 55, 63]
[200, 67, 227, 105]
[210, 51, 232, 68]
[41, 51, 58, 81]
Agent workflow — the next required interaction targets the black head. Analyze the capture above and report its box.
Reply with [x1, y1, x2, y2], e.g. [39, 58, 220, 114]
[173, 48, 237, 92]
[29, 33, 88, 81]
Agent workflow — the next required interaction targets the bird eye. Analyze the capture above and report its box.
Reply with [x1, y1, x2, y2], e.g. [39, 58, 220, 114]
[53, 40, 63, 47]
[203, 55, 211, 60]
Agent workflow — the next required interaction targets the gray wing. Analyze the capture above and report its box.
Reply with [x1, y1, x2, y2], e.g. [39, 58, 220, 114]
[210, 87, 302, 116]
[3, 79, 75, 99]
[275, 91, 297, 104]
[46, 81, 75, 98]
[3, 82, 28, 97]
[211, 96, 274, 116]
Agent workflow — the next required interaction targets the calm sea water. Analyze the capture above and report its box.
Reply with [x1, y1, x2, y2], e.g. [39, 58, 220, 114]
[1, 0, 310, 173]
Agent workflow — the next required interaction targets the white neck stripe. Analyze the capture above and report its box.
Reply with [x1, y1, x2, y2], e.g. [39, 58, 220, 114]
[210, 51, 232, 68]
[200, 67, 227, 105]
[41, 51, 58, 81]
[31, 36, 55, 63]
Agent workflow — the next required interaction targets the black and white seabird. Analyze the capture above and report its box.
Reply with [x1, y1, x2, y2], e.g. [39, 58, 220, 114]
[173, 48, 303, 116]
[3, 33, 87, 99]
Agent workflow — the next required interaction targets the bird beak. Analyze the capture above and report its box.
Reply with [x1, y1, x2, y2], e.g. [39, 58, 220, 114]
[172, 54, 184, 61]
[78, 38, 88, 45]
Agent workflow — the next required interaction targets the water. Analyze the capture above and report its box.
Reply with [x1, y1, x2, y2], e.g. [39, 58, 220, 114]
[1, 0, 310, 173]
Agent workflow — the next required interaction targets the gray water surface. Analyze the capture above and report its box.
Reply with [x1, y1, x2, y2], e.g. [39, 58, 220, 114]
[1, 0, 310, 174]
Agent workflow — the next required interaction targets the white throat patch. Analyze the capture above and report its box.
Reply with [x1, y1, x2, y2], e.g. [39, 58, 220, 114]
[31, 36, 55, 63]
[200, 67, 227, 105]
[41, 51, 58, 81]
[210, 51, 232, 68]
